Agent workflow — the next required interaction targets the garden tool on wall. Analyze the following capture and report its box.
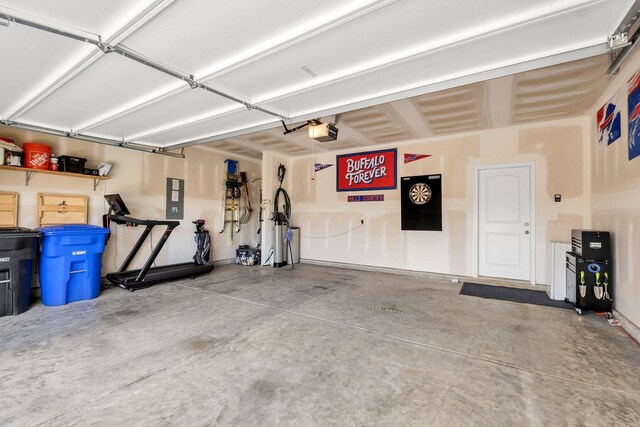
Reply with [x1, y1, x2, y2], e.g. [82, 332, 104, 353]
[594, 271, 604, 300]
[252, 178, 263, 248]
[579, 271, 587, 299]
[603, 272, 611, 301]
[239, 171, 253, 224]
[220, 159, 242, 241]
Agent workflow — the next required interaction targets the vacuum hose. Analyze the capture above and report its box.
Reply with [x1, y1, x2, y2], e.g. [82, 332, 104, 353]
[273, 163, 291, 221]
[274, 187, 291, 221]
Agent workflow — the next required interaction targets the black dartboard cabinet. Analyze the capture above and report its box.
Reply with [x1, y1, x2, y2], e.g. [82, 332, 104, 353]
[401, 174, 442, 231]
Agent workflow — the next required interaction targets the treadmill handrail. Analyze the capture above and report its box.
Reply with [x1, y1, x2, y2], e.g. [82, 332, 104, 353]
[110, 214, 179, 227]
[106, 210, 213, 292]
[110, 214, 179, 278]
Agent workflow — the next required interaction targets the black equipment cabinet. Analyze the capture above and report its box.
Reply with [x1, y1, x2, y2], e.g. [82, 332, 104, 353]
[400, 174, 442, 231]
[566, 230, 612, 314]
[566, 253, 612, 313]
[571, 230, 611, 260]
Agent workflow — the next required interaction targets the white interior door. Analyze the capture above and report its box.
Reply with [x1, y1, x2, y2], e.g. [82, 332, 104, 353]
[478, 165, 533, 281]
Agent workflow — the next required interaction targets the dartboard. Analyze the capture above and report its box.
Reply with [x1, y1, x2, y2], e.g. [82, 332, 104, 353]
[409, 182, 431, 205]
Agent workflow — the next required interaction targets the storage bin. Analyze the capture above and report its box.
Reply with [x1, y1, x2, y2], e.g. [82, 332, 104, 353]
[57, 156, 87, 173]
[23, 142, 51, 170]
[0, 137, 23, 166]
[4, 149, 23, 166]
[38, 224, 110, 306]
[235, 247, 261, 266]
[0, 227, 41, 316]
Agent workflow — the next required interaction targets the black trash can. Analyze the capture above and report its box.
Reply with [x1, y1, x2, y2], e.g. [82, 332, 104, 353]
[0, 227, 41, 317]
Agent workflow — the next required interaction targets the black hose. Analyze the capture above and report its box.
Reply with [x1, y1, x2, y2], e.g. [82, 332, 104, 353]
[274, 187, 291, 220]
[274, 163, 291, 220]
[277, 164, 286, 188]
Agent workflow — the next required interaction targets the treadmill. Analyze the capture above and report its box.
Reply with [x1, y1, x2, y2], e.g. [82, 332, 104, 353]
[104, 194, 213, 291]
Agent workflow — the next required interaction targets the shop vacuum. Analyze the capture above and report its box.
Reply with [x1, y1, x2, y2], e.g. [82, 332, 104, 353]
[270, 164, 293, 268]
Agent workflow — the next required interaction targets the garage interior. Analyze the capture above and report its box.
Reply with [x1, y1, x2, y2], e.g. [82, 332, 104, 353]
[1, 0, 640, 425]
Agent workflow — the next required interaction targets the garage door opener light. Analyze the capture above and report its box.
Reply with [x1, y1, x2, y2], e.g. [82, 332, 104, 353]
[281, 115, 340, 142]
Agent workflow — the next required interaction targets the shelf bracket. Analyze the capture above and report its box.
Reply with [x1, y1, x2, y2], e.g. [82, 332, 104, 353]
[93, 178, 99, 191]
[25, 170, 32, 186]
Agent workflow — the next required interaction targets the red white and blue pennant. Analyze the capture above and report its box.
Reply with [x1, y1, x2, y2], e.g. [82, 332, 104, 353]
[404, 153, 431, 164]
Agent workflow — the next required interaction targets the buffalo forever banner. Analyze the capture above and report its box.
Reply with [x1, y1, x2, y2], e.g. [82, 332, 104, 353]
[336, 148, 397, 192]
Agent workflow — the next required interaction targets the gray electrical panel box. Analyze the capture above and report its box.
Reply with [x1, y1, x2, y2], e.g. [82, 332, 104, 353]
[166, 178, 184, 220]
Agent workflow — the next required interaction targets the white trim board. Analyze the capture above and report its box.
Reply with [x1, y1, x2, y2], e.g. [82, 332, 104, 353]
[300, 258, 547, 291]
[613, 309, 640, 345]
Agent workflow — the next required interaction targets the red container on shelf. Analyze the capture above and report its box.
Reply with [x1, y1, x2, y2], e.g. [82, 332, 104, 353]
[23, 142, 51, 170]
[49, 157, 59, 171]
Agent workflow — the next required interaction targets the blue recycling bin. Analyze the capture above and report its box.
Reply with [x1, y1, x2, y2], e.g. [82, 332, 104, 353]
[38, 224, 110, 306]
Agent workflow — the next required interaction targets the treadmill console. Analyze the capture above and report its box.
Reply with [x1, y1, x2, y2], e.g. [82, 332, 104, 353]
[105, 194, 131, 215]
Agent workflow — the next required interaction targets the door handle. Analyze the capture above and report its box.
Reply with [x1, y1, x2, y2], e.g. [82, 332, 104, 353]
[524, 230, 530, 234]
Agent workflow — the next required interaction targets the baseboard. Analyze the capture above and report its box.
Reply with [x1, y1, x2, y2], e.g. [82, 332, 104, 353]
[213, 258, 236, 266]
[301, 258, 455, 281]
[614, 309, 640, 344]
[300, 258, 545, 290]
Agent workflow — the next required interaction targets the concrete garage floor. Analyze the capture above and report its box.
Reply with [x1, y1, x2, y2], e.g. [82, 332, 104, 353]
[1, 264, 640, 426]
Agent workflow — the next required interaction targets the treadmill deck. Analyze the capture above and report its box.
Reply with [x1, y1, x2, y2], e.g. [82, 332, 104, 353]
[106, 262, 213, 289]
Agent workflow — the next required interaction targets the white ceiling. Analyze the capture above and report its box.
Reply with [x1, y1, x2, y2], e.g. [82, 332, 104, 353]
[212, 54, 609, 159]
[0, 0, 632, 157]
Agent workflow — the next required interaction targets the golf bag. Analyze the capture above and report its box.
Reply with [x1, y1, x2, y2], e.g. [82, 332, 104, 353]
[193, 219, 212, 266]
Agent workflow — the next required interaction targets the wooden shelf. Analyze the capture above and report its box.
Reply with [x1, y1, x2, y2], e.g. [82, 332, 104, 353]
[0, 165, 109, 190]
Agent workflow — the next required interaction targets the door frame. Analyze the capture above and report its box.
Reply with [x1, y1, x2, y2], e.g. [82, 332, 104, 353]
[473, 162, 536, 285]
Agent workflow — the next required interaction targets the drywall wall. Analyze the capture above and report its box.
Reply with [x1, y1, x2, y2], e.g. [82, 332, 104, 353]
[589, 49, 640, 329]
[289, 117, 591, 285]
[0, 125, 261, 277]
